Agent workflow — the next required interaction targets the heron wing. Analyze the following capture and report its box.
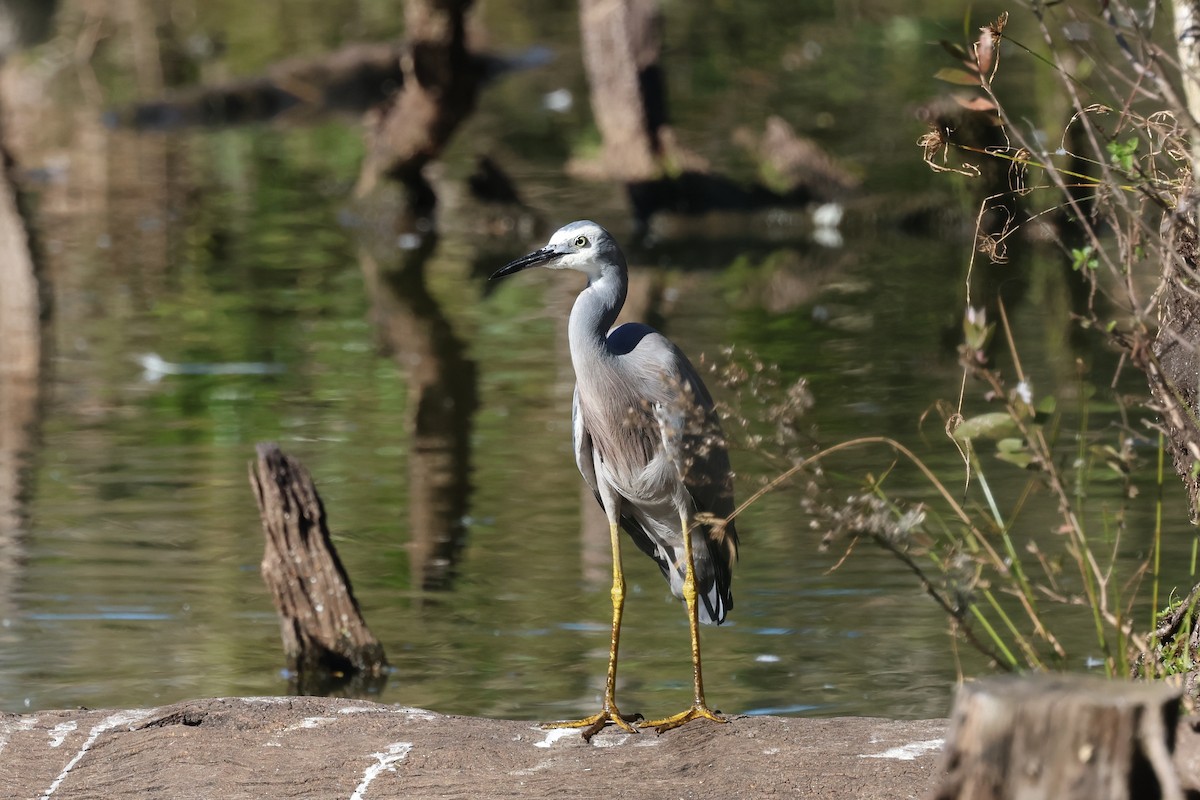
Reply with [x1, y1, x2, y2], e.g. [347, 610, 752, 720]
[658, 340, 740, 623]
[623, 329, 740, 624]
[574, 385, 673, 575]
[572, 385, 600, 496]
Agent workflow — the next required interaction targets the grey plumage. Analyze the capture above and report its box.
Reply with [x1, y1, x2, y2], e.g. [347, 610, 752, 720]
[491, 220, 737, 738]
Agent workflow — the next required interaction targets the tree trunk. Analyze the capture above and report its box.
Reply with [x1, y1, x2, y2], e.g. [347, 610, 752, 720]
[933, 676, 1183, 800]
[578, 0, 664, 182]
[1175, 0, 1200, 164]
[1153, 0, 1200, 521]
[249, 443, 387, 693]
[1148, 214, 1200, 521]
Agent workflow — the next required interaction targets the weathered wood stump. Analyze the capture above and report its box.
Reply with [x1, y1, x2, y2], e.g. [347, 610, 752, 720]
[933, 676, 1183, 800]
[249, 443, 387, 693]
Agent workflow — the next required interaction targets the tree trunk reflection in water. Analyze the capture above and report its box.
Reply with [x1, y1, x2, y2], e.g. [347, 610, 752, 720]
[0, 0, 58, 571]
[359, 220, 477, 593]
[0, 102, 45, 629]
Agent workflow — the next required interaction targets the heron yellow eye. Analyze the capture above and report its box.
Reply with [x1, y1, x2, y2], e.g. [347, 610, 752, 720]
[575, 235, 588, 247]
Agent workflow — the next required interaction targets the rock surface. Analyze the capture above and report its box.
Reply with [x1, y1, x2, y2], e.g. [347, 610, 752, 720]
[2, 696, 949, 799]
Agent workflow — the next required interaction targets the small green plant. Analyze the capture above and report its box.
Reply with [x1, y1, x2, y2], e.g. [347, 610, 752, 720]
[905, 2, 1197, 682]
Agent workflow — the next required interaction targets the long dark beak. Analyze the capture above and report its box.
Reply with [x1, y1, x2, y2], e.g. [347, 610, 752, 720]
[489, 247, 556, 280]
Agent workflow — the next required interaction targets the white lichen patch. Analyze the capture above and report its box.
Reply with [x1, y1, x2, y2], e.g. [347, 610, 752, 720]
[350, 742, 413, 800]
[39, 710, 154, 800]
[860, 738, 944, 761]
[239, 697, 292, 705]
[48, 721, 77, 748]
[0, 716, 39, 757]
[591, 734, 633, 748]
[282, 716, 336, 732]
[533, 727, 578, 748]
[509, 759, 554, 776]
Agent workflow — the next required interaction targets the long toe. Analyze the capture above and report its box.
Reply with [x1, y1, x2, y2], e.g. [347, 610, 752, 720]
[642, 704, 726, 734]
[542, 707, 643, 740]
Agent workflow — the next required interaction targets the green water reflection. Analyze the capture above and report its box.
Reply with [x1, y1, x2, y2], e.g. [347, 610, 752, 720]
[0, 1, 1192, 722]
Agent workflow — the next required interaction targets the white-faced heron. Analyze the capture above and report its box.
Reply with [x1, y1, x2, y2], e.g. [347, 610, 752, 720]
[491, 220, 739, 740]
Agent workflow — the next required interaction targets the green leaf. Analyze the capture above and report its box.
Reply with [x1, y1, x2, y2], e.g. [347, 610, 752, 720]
[939, 39, 969, 61]
[1070, 246, 1098, 271]
[953, 412, 1018, 442]
[996, 437, 1033, 468]
[934, 67, 982, 86]
[1036, 396, 1057, 415]
[1106, 136, 1138, 172]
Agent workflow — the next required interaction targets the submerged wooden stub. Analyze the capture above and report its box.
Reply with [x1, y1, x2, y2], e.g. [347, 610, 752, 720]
[933, 675, 1183, 800]
[249, 443, 387, 689]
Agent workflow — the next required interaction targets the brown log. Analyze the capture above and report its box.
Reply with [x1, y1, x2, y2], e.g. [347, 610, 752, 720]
[933, 675, 1183, 800]
[113, 41, 407, 129]
[249, 443, 387, 690]
[0, 698, 951, 799]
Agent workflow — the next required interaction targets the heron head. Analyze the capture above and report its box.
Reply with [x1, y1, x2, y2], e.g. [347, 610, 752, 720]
[490, 220, 623, 281]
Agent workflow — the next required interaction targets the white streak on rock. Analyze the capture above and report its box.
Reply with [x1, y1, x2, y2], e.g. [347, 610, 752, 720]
[509, 759, 554, 776]
[533, 728, 578, 748]
[283, 716, 336, 732]
[335, 705, 436, 720]
[350, 742, 413, 800]
[39, 710, 152, 799]
[0, 716, 38, 756]
[48, 721, 77, 748]
[391, 706, 437, 721]
[592, 734, 632, 748]
[860, 738, 944, 761]
[239, 697, 291, 704]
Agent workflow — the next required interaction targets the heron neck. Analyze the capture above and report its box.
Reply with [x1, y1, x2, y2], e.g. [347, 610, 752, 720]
[569, 265, 627, 356]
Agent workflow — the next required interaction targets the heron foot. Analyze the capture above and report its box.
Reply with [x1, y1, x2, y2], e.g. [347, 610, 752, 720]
[542, 706, 643, 741]
[641, 703, 726, 734]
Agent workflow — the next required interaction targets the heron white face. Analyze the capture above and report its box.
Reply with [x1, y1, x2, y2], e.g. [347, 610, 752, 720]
[543, 221, 611, 273]
[490, 220, 624, 282]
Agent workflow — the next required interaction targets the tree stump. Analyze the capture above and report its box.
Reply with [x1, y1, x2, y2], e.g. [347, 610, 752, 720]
[578, 0, 665, 183]
[249, 443, 387, 693]
[933, 675, 1183, 800]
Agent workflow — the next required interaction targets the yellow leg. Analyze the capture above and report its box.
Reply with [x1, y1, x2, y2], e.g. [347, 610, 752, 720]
[641, 511, 727, 734]
[543, 520, 642, 741]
